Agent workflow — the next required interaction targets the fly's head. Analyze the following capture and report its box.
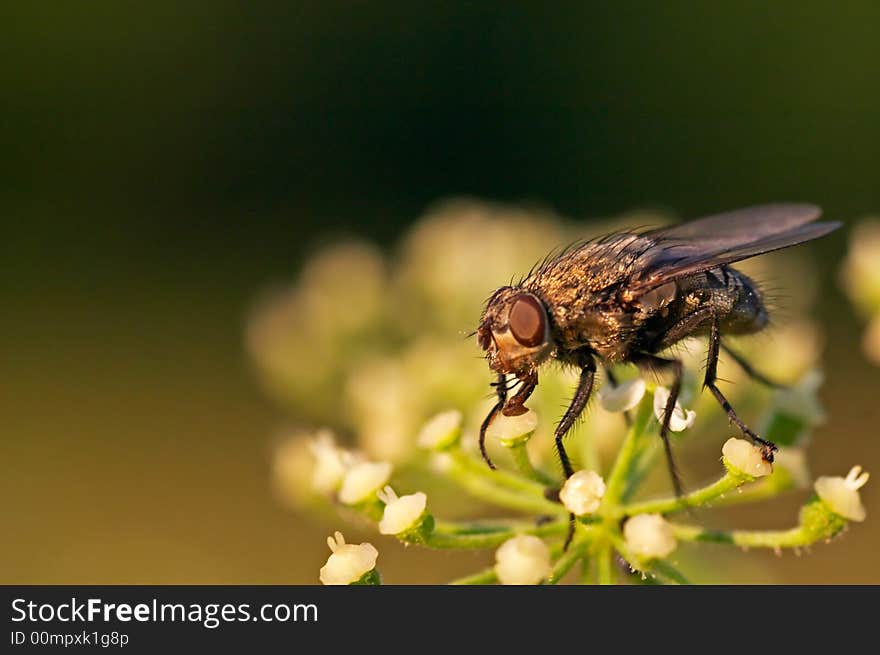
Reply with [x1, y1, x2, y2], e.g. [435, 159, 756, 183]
[477, 286, 554, 376]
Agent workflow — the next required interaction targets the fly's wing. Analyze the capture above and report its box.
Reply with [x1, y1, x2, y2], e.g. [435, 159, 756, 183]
[627, 204, 841, 293]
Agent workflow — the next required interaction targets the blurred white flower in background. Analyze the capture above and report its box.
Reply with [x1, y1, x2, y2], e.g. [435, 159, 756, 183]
[840, 218, 880, 365]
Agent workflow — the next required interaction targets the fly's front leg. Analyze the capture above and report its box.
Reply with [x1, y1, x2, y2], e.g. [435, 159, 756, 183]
[555, 355, 596, 480]
[502, 370, 538, 416]
[706, 317, 778, 461]
[479, 372, 508, 470]
[479, 370, 538, 469]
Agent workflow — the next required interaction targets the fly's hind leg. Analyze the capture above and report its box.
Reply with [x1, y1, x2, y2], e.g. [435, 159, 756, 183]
[707, 317, 777, 461]
[720, 343, 787, 389]
[633, 353, 686, 499]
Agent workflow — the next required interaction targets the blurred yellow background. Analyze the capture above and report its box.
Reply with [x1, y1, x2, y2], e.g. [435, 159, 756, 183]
[2, 3, 879, 584]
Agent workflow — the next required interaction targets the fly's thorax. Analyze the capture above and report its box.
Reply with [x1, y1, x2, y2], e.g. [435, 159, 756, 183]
[721, 268, 768, 334]
[548, 301, 633, 362]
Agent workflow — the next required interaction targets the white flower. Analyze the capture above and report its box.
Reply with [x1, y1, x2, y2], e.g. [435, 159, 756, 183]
[319, 532, 379, 585]
[559, 470, 606, 516]
[653, 387, 696, 432]
[623, 514, 677, 560]
[494, 535, 552, 585]
[815, 466, 870, 522]
[484, 408, 539, 446]
[377, 486, 428, 535]
[598, 378, 646, 412]
[338, 461, 393, 505]
[417, 410, 463, 450]
[722, 438, 773, 478]
[308, 431, 356, 493]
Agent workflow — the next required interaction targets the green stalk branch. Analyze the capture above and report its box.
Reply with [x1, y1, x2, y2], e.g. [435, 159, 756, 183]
[425, 519, 568, 549]
[619, 471, 745, 517]
[671, 522, 815, 549]
[603, 396, 655, 507]
[544, 537, 591, 585]
[508, 442, 557, 485]
[449, 568, 498, 585]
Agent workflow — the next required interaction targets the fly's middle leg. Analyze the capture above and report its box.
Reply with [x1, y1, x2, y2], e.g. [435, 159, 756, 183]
[706, 316, 777, 461]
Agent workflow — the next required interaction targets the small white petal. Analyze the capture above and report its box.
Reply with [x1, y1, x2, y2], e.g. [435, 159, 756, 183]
[598, 378, 646, 413]
[485, 409, 539, 443]
[623, 514, 677, 560]
[416, 410, 463, 450]
[559, 470, 606, 516]
[379, 491, 428, 535]
[319, 534, 379, 585]
[494, 535, 552, 585]
[722, 437, 773, 478]
[815, 466, 869, 522]
[653, 387, 696, 432]
[338, 461, 393, 505]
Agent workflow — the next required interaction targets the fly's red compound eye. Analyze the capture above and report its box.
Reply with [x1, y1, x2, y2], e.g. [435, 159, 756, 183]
[508, 294, 546, 347]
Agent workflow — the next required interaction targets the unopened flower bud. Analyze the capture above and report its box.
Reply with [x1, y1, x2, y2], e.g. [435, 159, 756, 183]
[486, 408, 539, 447]
[722, 438, 773, 479]
[494, 535, 551, 585]
[623, 514, 677, 560]
[559, 470, 606, 516]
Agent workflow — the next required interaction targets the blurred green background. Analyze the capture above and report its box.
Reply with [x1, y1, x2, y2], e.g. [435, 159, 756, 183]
[2, 2, 878, 583]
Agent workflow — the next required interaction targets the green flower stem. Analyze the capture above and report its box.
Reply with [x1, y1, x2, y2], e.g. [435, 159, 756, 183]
[603, 396, 655, 508]
[596, 543, 615, 585]
[618, 471, 745, 517]
[434, 518, 557, 535]
[622, 439, 660, 502]
[508, 442, 557, 486]
[449, 568, 498, 585]
[545, 537, 591, 585]
[425, 519, 568, 549]
[651, 560, 690, 585]
[441, 455, 566, 516]
[671, 522, 815, 549]
[580, 555, 593, 584]
[448, 449, 549, 496]
[577, 423, 601, 476]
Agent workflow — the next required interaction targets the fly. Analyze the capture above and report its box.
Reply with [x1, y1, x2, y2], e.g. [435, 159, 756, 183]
[476, 204, 840, 540]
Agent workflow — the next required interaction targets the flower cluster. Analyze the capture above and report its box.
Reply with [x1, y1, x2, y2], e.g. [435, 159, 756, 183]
[253, 200, 865, 584]
[290, 373, 867, 585]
